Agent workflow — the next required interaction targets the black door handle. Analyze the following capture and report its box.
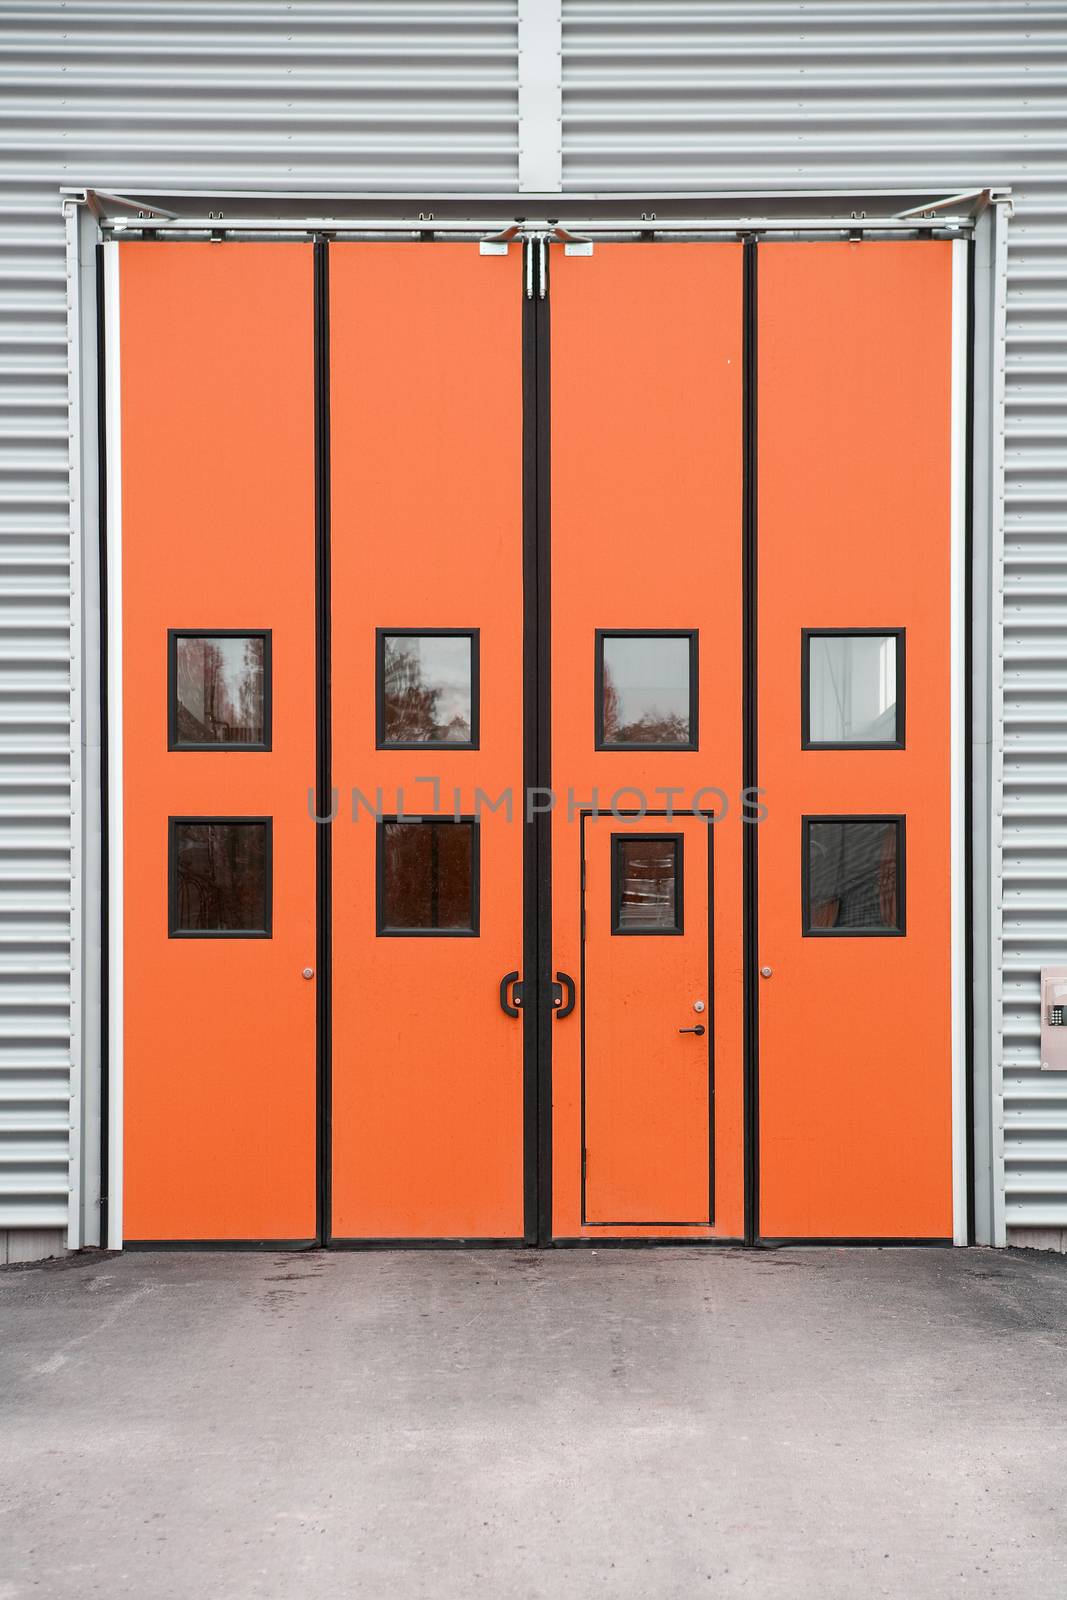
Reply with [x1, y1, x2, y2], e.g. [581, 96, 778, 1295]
[678, 1025, 706, 1036]
[499, 971, 523, 1018]
[554, 971, 576, 1019]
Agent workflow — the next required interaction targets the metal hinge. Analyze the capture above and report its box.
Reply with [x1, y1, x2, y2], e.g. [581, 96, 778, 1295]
[525, 234, 548, 300]
[479, 223, 521, 258]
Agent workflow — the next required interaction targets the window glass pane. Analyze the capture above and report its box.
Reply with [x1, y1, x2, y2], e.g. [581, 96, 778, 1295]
[806, 820, 902, 933]
[615, 837, 681, 933]
[172, 822, 268, 933]
[380, 821, 475, 933]
[174, 635, 266, 746]
[601, 634, 692, 746]
[381, 634, 474, 745]
[808, 634, 899, 744]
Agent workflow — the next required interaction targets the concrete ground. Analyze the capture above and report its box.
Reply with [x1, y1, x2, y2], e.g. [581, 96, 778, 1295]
[2, 1247, 1066, 1599]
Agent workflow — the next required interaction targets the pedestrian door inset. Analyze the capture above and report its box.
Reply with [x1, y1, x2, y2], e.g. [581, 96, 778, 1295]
[111, 230, 962, 1248]
[582, 815, 714, 1228]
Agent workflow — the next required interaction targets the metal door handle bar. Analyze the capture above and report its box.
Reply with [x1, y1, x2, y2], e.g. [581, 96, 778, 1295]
[678, 1025, 706, 1036]
[554, 971, 576, 1019]
[499, 971, 523, 1018]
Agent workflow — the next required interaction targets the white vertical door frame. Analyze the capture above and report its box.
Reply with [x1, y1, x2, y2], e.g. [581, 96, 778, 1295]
[64, 200, 110, 1249]
[63, 199, 85, 1248]
[951, 237, 970, 1244]
[65, 198, 1004, 1257]
[517, 0, 562, 193]
[102, 242, 124, 1250]
[971, 198, 1011, 1246]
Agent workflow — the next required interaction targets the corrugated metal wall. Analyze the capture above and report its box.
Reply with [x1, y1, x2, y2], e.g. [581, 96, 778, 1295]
[1, 0, 1063, 1253]
[0, 0, 518, 1260]
[561, 0, 1067, 1243]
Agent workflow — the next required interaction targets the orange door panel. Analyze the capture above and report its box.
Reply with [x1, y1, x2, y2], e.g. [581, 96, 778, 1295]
[757, 242, 954, 1239]
[329, 244, 525, 1240]
[583, 816, 712, 1226]
[549, 243, 745, 1240]
[119, 243, 317, 1241]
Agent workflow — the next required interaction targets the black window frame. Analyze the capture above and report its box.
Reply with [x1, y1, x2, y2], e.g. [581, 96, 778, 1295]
[376, 815, 481, 938]
[610, 832, 685, 936]
[801, 627, 906, 751]
[168, 815, 273, 939]
[167, 628, 272, 753]
[801, 814, 906, 938]
[594, 628, 699, 752]
[375, 628, 480, 751]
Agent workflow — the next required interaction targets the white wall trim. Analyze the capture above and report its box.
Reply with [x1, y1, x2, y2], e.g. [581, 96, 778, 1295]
[969, 199, 1010, 1246]
[951, 237, 969, 1245]
[84, 203, 998, 1255]
[517, 0, 562, 193]
[103, 242, 124, 1251]
[63, 200, 84, 1249]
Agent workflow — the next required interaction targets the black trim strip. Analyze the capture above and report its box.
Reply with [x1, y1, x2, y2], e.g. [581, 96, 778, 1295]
[95, 240, 110, 1249]
[523, 241, 553, 1246]
[742, 236, 759, 1248]
[314, 239, 333, 1248]
[327, 1237, 526, 1250]
[124, 1239, 318, 1252]
[757, 1237, 954, 1249]
[125, 1235, 951, 1253]
[552, 1237, 743, 1251]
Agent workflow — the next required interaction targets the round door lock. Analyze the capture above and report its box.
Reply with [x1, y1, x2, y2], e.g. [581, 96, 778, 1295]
[760, 966, 773, 979]
[693, 1000, 706, 1013]
[302, 967, 315, 980]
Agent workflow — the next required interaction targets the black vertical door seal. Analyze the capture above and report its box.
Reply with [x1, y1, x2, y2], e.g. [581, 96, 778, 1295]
[522, 240, 553, 1245]
[742, 236, 760, 1248]
[314, 239, 333, 1247]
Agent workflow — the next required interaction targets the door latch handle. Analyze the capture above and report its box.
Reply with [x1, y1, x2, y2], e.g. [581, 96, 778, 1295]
[678, 1025, 706, 1036]
[499, 971, 523, 1018]
[554, 971, 576, 1019]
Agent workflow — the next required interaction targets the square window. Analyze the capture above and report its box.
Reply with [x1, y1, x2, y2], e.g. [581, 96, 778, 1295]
[377, 631, 478, 748]
[612, 834, 684, 935]
[802, 630, 904, 748]
[169, 819, 271, 937]
[803, 817, 905, 936]
[377, 818, 479, 935]
[596, 631, 697, 750]
[169, 631, 270, 749]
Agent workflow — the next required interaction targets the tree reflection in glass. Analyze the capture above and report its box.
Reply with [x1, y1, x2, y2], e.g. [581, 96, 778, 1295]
[381, 634, 474, 745]
[173, 822, 268, 933]
[600, 634, 692, 747]
[175, 635, 266, 746]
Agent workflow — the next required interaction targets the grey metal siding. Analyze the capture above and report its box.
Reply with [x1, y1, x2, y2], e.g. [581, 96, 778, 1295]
[0, 0, 518, 1244]
[561, 0, 1067, 1236]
